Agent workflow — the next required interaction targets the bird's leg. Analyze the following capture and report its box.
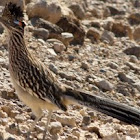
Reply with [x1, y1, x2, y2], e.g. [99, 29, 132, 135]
[26, 113, 43, 139]
[43, 110, 53, 140]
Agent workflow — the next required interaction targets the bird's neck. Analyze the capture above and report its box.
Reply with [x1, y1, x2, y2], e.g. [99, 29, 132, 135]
[8, 30, 32, 71]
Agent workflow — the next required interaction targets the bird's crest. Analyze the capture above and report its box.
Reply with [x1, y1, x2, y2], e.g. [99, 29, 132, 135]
[2, 2, 23, 21]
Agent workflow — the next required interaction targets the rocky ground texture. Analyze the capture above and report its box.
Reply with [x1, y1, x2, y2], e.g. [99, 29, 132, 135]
[0, 0, 140, 139]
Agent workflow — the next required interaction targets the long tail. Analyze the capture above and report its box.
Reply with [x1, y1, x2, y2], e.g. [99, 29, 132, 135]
[64, 88, 140, 126]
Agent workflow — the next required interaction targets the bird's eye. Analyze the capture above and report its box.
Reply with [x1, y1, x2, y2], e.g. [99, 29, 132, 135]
[14, 20, 24, 27]
[14, 20, 19, 25]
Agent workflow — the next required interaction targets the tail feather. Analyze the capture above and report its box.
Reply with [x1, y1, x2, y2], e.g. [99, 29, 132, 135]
[64, 88, 140, 126]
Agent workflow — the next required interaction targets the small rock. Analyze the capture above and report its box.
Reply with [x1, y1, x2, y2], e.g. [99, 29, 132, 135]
[56, 16, 85, 45]
[88, 84, 99, 91]
[81, 62, 89, 70]
[82, 115, 91, 125]
[95, 79, 114, 91]
[90, 20, 101, 28]
[107, 6, 125, 16]
[133, 82, 140, 92]
[37, 133, 43, 140]
[87, 27, 101, 41]
[69, 3, 85, 19]
[89, 7, 102, 18]
[133, 26, 140, 43]
[61, 32, 74, 41]
[126, 62, 140, 72]
[19, 124, 29, 132]
[47, 48, 57, 56]
[7, 123, 18, 135]
[72, 128, 80, 139]
[1, 118, 8, 126]
[129, 55, 138, 63]
[118, 72, 135, 83]
[1, 106, 11, 115]
[100, 30, 114, 45]
[111, 22, 132, 37]
[99, 124, 116, 138]
[103, 7, 111, 17]
[35, 125, 44, 133]
[55, 114, 76, 127]
[27, 1, 62, 23]
[116, 85, 131, 96]
[59, 72, 76, 81]
[49, 64, 58, 74]
[53, 42, 66, 53]
[31, 17, 63, 34]
[7, 137, 16, 140]
[134, 0, 140, 8]
[15, 114, 26, 123]
[61, 32, 74, 47]
[0, 23, 4, 34]
[0, 110, 8, 118]
[38, 39, 46, 45]
[86, 123, 100, 134]
[33, 28, 49, 41]
[128, 13, 140, 25]
[107, 62, 118, 69]
[66, 134, 78, 140]
[68, 55, 76, 61]
[123, 46, 140, 58]
[50, 121, 62, 135]
[9, 110, 20, 118]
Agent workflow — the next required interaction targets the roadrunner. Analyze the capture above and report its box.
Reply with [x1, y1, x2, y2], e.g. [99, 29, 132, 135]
[0, 2, 140, 139]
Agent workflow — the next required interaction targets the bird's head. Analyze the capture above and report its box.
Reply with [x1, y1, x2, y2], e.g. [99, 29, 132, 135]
[0, 2, 25, 32]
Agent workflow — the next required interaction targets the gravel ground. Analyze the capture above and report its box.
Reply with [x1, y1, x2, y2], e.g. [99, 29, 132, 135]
[0, 0, 140, 140]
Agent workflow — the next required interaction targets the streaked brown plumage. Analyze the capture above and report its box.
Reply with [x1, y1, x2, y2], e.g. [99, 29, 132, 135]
[0, 2, 140, 140]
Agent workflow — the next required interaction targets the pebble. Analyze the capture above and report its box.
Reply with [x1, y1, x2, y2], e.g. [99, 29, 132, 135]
[47, 48, 57, 56]
[35, 125, 44, 133]
[59, 72, 76, 81]
[1, 118, 8, 126]
[49, 64, 58, 74]
[123, 46, 140, 58]
[0, 110, 8, 118]
[65, 134, 78, 140]
[126, 62, 140, 72]
[95, 78, 114, 91]
[55, 114, 76, 127]
[99, 124, 116, 138]
[101, 30, 114, 45]
[9, 110, 20, 118]
[1, 106, 11, 115]
[33, 28, 49, 41]
[82, 115, 91, 125]
[81, 62, 89, 70]
[72, 128, 80, 139]
[69, 3, 85, 19]
[133, 26, 140, 43]
[50, 121, 62, 135]
[53, 42, 65, 53]
[118, 72, 135, 83]
[107, 62, 118, 69]
[87, 27, 101, 41]
[15, 115, 26, 123]
[133, 82, 140, 92]
[129, 55, 138, 63]
[68, 55, 76, 61]
[128, 13, 140, 25]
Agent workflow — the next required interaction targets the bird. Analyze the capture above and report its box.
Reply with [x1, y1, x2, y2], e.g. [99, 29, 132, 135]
[0, 2, 140, 139]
